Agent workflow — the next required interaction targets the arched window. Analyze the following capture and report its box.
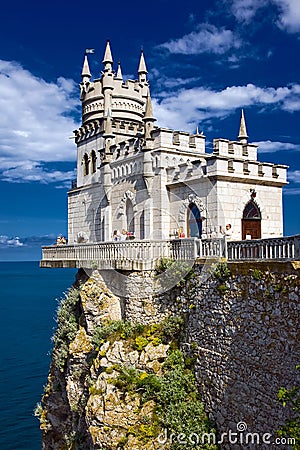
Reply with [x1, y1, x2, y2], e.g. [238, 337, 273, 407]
[91, 150, 97, 174]
[83, 153, 89, 176]
[126, 198, 135, 234]
[243, 201, 261, 219]
[187, 203, 202, 238]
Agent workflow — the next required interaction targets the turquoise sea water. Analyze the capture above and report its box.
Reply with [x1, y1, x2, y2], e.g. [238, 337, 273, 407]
[0, 262, 77, 450]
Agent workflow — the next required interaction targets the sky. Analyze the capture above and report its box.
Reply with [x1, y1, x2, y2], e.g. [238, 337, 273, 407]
[1, 0, 300, 260]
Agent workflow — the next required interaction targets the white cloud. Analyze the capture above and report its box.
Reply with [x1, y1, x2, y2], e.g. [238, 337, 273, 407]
[274, 0, 300, 32]
[254, 140, 300, 152]
[153, 83, 300, 131]
[284, 187, 300, 194]
[1, 161, 76, 185]
[229, 0, 300, 32]
[0, 235, 23, 247]
[288, 170, 300, 182]
[0, 60, 79, 183]
[229, 0, 268, 23]
[158, 24, 242, 55]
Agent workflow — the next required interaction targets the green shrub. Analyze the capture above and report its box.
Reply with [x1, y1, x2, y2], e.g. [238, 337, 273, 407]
[134, 336, 149, 351]
[211, 262, 231, 282]
[160, 316, 184, 341]
[155, 258, 195, 290]
[278, 365, 300, 449]
[52, 288, 80, 372]
[218, 284, 227, 295]
[250, 268, 264, 280]
[92, 320, 146, 347]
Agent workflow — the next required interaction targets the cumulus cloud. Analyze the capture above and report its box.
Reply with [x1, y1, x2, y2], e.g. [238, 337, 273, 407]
[153, 83, 300, 131]
[0, 234, 56, 249]
[254, 140, 300, 152]
[158, 24, 242, 55]
[229, 0, 300, 32]
[0, 235, 23, 247]
[0, 60, 79, 183]
[274, 0, 300, 32]
[0, 161, 76, 185]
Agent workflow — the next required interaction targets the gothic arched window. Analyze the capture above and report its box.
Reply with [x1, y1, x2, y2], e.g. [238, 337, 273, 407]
[243, 201, 261, 219]
[91, 150, 97, 174]
[83, 153, 89, 176]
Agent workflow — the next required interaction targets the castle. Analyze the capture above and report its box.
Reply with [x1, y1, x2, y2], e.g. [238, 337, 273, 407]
[68, 41, 287, 245]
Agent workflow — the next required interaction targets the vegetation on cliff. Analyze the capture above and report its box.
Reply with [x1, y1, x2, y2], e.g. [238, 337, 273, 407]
[36, 279, 217, 450]
[278, 365, 300, 449]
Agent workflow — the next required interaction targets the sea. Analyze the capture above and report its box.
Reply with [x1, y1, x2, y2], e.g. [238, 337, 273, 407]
[0, 261, 77, 450]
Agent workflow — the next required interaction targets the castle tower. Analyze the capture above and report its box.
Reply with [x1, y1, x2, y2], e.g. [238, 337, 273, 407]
[68, 41, 287, 246]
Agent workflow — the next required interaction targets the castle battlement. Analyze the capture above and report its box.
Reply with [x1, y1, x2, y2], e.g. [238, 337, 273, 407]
[152, 128, 206, 153]
[213, 138, 258, 160]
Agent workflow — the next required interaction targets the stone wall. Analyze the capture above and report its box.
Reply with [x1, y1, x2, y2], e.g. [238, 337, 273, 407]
[40, 262, 299, 449]
[183, 264, 299, 449]
[99, 262, 299, 449]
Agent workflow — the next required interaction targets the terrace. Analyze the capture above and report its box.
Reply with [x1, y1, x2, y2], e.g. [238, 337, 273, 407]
[40, 235, 300, 271]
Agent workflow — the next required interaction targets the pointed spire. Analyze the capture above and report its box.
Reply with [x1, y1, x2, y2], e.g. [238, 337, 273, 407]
[238, 109, 248, 142]
[143, 91, 156, 140]
[81, 55, 91, 79]
[104, 108, 113, 137]
[138, 50, 148, 83]
[143, 91, 155, 121]
[102, 40, 113, 72]
[115, 61, 123, 80]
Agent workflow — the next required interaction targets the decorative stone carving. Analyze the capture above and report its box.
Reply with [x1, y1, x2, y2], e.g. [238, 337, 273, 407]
[178, 194, 206, 223]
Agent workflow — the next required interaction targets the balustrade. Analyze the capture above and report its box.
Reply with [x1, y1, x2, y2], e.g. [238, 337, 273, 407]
[41, 235, 300, 269]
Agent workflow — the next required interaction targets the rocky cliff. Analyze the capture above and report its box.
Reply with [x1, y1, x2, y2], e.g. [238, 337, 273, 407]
[37, 262, 300, 450]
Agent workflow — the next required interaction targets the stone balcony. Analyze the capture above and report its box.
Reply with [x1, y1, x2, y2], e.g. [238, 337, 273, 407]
[40, 236, 300, 270]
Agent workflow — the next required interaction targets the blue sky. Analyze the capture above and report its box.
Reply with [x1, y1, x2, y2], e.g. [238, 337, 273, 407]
[1, 0, 300, 260]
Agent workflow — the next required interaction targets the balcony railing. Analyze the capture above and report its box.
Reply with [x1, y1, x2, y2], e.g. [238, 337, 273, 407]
[227, 235, 300, 261]
[40, 235, 300, 269]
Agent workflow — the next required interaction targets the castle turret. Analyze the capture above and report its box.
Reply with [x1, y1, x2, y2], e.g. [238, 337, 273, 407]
[238, 109, 248, 143]
[102, 40, 113, 73]
[80, 55, 92, 100]
[81, 55, 91, 82]
[138, 50, 148, 84]
[143, 91, 156, 141]
[102, 41, 114, 115]
[115, 61, 123, 81]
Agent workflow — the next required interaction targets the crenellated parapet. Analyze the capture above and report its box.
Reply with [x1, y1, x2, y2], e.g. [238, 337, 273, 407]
[152, 128, 206, 153]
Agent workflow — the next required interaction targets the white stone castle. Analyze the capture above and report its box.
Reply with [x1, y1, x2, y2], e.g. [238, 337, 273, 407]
[68, 41, 287, 244]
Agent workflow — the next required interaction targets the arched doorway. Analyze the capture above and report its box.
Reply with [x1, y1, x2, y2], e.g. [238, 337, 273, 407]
[126, 198, 135, 234]
[242, 201, 261, 239]
[187, 203, 202, 238]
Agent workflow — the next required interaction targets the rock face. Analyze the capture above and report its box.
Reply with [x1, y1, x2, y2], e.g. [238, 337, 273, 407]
[39, 271, 173, 450]
[39, 263, 300, 450]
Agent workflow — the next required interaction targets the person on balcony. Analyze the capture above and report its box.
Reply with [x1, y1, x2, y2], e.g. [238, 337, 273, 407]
[177, 227, 185, 238]
[220, 224, 233, 239]
[120, 229, 127, 241]
[113, 230, 121, 241]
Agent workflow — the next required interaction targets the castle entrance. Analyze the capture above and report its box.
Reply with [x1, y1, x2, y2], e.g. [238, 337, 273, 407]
[242, 200, 261, 239]
[187, 203, 202, 238]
